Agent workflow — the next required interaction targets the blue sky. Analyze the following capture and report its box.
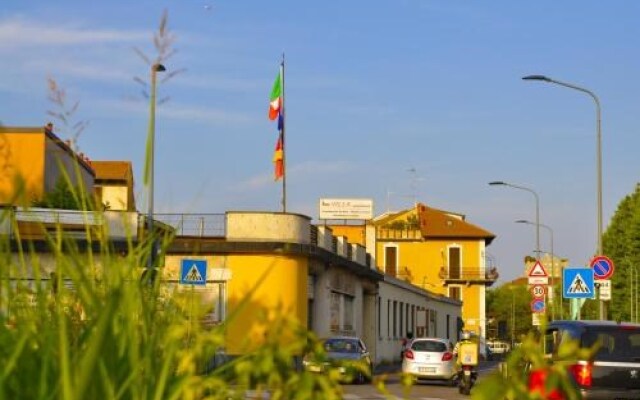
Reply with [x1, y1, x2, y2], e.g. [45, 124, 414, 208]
[2, 1, 639, 283]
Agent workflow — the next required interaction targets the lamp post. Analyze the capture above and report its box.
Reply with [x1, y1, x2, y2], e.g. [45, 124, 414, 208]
[510, 285, 516, 348]
[522, 75, 603, 319]
[146, 63, 166, 272]
[489, 181, 541, 258]
[516, 219, 557, 319]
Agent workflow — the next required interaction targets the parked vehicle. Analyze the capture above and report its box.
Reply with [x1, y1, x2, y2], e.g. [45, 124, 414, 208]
[487, 340, 511, 355]
[302, 336, 372, 384]
[402, 337, 457, 384]
[544, 320, 640, 399]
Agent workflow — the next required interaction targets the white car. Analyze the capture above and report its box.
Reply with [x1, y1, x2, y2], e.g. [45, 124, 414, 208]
[487, 340, 510, 355]
[401, 337, 457, 384]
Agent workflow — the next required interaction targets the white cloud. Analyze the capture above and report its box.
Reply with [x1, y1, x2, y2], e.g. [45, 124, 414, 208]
[0, 18, 147, 49]
[24, 58, 133, 82]
[232, 161, 355, 191]
[95, 98, 255, 125]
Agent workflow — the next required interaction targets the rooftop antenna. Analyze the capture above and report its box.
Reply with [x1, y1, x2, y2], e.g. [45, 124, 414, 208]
[407, 166, 425, 206]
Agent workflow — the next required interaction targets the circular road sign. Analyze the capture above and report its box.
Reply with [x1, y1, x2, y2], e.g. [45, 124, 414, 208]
[590, 255, 615, 280]
[531, 285, 546, 299]
[530, 298, 545, 313]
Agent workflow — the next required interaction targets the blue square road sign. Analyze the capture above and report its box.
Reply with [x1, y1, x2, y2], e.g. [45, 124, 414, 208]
[563, 268, 594, 299]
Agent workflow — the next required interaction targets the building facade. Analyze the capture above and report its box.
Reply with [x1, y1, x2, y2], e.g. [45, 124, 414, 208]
[0, 126, 95, 205]
[370, 203, 497, 340]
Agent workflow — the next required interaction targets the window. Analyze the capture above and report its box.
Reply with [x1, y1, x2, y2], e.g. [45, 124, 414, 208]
[406, 303, 410, 334]
[446, 315, 450, 339]
[411, 339, 446, 352]
[411, 305, 415, 334]
[170, 282, 226, 327]
[329, 291, 354, 333]
[393, 300, 397, 338]
[387, 300, 391, 337]
[378, 296, 382, 338]
[399, 301, 404, 338]
[330, 292, 340, 332]
[385, 246, 398, 277]
[343, 295, 354, 331]
[449, 286, 462, 301]
[449, 246, 461, 279]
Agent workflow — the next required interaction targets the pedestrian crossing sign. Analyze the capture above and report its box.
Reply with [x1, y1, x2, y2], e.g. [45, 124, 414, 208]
[180, 259, 207, 286]
[563, 267, 594, 299]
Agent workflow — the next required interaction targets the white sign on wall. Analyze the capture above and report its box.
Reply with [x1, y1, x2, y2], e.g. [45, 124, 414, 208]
[319, 198, 373, 220]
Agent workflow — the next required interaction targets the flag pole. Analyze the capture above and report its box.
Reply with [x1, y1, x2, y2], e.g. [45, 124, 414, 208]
[280, 53, 287, 213]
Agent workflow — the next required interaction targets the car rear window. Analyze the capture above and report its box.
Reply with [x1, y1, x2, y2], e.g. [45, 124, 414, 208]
[581, 327, 640, 362]
[323, 339, 359, 353]
[411, 340, 446, 352]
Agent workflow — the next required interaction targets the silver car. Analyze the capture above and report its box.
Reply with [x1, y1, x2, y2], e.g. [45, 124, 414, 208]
[401, 337, 457, 384]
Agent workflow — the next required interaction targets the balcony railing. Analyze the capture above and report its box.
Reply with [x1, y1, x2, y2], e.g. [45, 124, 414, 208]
[376, 228, 421, 240]
[154, 214, 225, 237]
[438, 266, 499, 285]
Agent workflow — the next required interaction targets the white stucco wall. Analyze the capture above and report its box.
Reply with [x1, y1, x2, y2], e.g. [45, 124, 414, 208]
[226, 212, 310, 243]
[375, 277, 462, 364]
[100, 186, 129, 211]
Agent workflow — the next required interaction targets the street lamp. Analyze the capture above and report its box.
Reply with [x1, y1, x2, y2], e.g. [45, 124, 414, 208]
[146, 63, 166, 272]
[489, 181, 541, 258]
[516, 219, 558, 319]
[522, 74, 603, 318]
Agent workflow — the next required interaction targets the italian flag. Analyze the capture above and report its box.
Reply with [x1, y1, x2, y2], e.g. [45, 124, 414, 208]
[268, 70, 282, 120]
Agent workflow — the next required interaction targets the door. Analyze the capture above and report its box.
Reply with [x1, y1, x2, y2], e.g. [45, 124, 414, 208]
[385, 246, 397, 277]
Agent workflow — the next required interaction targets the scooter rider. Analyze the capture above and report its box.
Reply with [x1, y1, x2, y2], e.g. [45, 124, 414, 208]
[454, 331, 479, 395]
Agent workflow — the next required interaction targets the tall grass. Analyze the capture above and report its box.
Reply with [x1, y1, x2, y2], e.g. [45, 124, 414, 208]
[0, 200, 347, 399]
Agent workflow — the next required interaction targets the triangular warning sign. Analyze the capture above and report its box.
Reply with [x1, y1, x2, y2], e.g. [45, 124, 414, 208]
[184, 264, 204, 283]
[528, 261, 548, 277]
[567, 273, 591, 294]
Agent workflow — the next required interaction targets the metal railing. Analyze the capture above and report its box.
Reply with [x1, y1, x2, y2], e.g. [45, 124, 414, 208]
[153, 213, 225, 237]
[439, 266, 499, 282]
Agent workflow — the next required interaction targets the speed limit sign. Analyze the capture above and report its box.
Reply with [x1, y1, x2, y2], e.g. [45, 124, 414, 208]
[531, 285, 546, 299]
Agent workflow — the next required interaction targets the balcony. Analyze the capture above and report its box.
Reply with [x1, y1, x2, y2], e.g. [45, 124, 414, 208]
[376, 228, 421, 240]
[438, 266, 499, 286]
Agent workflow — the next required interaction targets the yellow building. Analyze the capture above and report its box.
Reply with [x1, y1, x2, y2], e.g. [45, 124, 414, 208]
[163, 212, 383, 357]
[371, 203, 497, 338]
[92, 161, 136, 211]
[0, 126, 95, 205]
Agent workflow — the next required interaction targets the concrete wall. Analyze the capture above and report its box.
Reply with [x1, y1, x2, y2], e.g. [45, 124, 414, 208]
[226, 212, 310, 243]
[44, 135, 94, 195]
[100, 185, 130, 211]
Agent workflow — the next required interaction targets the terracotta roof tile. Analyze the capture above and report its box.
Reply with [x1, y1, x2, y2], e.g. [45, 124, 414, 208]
[416, 203, 496, 244]
[92, 161, 132, 182]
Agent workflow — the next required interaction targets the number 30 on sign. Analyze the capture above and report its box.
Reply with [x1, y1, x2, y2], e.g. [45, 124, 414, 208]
[531, 285, 546, 299]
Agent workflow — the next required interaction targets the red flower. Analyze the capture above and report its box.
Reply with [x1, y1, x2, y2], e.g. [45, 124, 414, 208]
[528, 368, 565, 400]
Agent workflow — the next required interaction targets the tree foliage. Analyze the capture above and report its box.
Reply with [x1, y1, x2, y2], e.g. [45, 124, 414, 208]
[32, 179, 97, 210]
[601, 183, 640, 322]
[486, 283, 533, 343]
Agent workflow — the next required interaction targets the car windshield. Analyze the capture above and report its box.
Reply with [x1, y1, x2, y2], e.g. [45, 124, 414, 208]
[323, 338, 359, 353]
[581, 326, 640, 361]
[411, 340, 446, 352]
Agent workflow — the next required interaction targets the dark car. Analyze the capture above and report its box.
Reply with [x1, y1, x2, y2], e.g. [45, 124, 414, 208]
[303, 336, 373, 384]
[545, 320, 640, 399]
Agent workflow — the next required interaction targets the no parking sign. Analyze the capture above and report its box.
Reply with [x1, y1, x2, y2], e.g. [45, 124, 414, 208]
[590, 256, 615, 280]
